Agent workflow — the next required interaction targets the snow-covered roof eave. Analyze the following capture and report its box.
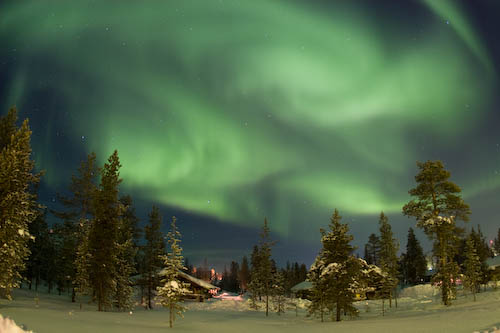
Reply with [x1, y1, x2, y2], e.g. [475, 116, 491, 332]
[158, 269, 220, 290]
[177, 271, 220, 290]
[290, 281, 312, 292]
[486, 256, 500, 269]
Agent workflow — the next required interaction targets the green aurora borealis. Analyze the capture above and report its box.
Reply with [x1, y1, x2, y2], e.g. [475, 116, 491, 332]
[1, 0, 499, 265]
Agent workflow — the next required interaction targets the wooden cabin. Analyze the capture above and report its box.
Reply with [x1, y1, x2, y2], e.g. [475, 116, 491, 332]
[157, 269, 220, 302]
[486, 256, 500, 281]
[290, 281, 312, 299]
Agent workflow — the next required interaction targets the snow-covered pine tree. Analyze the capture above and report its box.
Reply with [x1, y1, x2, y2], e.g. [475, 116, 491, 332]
[308, 209, 360, 322]
[74, 226, 91, 308]
[463, 234, 482, 301]
[143, 205, 165, 309]
[470, 225, 493, 288]
[378, 212, 399, 308]
[157, 216, 190, 328]
[0, 107, 42, 299]
[272, 270, 286, 315]
[307, 259, 328, 322]
[403, 227, 427, 285]
[88, 150, 122, 311]
[119, 195, 141, 274]
[357, 258, 394, 316]
[358, 259, 389, 298]
[403, 160, 470, 306]
[113, 199, 137, 311]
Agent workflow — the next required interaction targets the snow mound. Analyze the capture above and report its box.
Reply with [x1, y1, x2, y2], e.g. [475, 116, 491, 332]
[472, 326, 500, 333]
[399, 284, 440, 298]
[293, 298, 311, 309]
[187, 296, 311, 312]
[0, 314, 32, 333]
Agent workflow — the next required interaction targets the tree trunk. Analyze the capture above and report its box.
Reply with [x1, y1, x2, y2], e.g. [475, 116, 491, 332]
[382, 298, 385, 316]
[140, 282, 144, 307]
[148, 284, 152, 309]
[72, 288, 76, 303]
[395, 288, 398, 308]
[320, 296, 324, 322]
[98, 283, 103, 311]
[169, 303, 173, 328]
[265, 294, 269, 316]
[336, 300, 341, 321]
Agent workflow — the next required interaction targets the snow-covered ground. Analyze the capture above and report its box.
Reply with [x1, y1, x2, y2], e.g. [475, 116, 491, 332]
[1, 284, 499, 333]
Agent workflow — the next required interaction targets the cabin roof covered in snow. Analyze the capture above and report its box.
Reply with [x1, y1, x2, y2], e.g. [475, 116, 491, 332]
[158, 269, 219, 290]
[290, 281, 312, 292]
[486, 255, 500, 269]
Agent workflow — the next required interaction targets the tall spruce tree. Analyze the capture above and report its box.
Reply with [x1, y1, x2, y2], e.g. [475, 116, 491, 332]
[52, 220, 77, 295]
[227, 261, 240, 293]
[157, 216, 190, 328]
[256, 218, 274, 316]
[494, 228, 500, 256]
[468, 226, 492, 288]
[308, 209, 360, 322]
[143, 205, 165, 309]
[0, 107, 42, 299]
[113, 198, 136, 310]
[119, 195, 141, 248]
[463, 234, 482, 301]
[272, 270, 286, 315]
[52, 152, 98, 302]
[248, 245, 261, 307]
[43, 228, 59, 294]
[238, 256, 250, 292]
[403, 228, 427, 285]
[26, 209, 52, 291]
[378, 212, 399, 307]
[364, 233, 380, 266]
[88, 150, 122, 311]
[402, 160, 470, 305]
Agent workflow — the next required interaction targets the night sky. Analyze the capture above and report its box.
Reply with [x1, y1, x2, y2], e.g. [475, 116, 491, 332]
[1, 0, 499, 270]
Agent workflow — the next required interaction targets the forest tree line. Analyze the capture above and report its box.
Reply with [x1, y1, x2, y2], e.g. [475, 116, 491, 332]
[1, 108, 500, 322]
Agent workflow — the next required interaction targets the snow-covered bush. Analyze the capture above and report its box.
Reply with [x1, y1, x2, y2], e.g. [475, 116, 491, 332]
[0, 315, 32, 333]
